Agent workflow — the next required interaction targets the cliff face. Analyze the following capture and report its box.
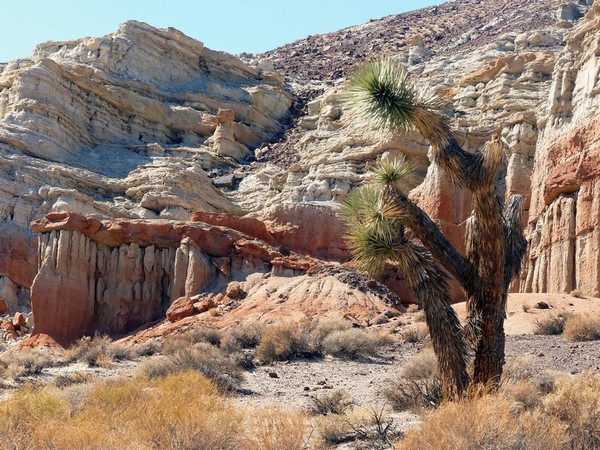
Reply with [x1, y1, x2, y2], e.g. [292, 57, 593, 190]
[0, 21, 293, 315]
[524, 3, 600, 296]
[2, 0, 599, 343]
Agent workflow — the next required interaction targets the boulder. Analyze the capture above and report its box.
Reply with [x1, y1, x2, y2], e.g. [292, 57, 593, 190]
[166, 296, 195, 322]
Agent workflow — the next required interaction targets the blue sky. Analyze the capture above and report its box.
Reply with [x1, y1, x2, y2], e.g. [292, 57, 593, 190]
[0, 1, 442, 62]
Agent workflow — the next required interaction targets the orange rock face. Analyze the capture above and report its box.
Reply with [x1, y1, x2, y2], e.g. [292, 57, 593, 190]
[0, 223, 38, 309]
[29, 211, 336, 343]
[192, 203, 350, 262]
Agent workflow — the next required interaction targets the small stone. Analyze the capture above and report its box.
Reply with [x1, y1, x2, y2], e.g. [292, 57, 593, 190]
[535, 301, 550, 309]
[303, 386, 310, 391]
[13, 312, 26, 328]
[213, 174, 235, 188]
[268, 372, 279, 379]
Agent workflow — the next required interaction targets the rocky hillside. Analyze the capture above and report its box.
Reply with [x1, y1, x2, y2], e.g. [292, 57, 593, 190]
[0, 0, 599, 345]
[260, 0, 563, 85]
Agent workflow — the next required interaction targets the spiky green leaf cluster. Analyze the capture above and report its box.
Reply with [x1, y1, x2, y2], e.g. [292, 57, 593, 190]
[345, 58, 417, 132]
[369, 157, 412, 192]
[342, 186, 405, 275]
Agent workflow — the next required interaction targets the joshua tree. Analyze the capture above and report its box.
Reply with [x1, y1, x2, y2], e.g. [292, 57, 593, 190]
[342, 58, 527, 394]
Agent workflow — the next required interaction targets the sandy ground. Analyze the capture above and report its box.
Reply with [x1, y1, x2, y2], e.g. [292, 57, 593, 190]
[2, 293, 599, 412]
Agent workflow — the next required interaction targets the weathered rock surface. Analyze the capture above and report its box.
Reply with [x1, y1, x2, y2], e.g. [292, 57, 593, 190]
[524, 3, 600, 296]
[0, 20, 293, 311]
[29, 211, 403, 343]
[7, 0, 600, 344]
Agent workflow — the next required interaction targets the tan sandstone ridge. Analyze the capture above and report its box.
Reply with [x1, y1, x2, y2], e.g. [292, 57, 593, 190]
[2, 0, 600, 345]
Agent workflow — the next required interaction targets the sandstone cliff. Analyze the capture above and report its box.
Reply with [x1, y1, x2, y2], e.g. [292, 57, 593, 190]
[0, 21, 293, 314]
[524, 2, 600, 296]
[2, 0, 599, 345]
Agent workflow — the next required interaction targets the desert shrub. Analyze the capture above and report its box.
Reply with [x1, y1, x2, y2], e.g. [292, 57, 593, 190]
[137, 372, 242, 450]
[500, 380, 542, 411]
[53, 372, 92, 389]
[400, 322, 429, 343]
[220, 323, 264, 352]
[255, 322, 309, 363]
[533, 314, 568, 335]
[0, 371, 318, 449]
[65, 335, 133, 367]
[401, 349, 438, 381]
[162, 325, 223, 355]
[241, 405, 308, 450]
[314, 414, 358, 446]
[307, 319, 352, 353]
[321, 328, 391, 359]
[0, 384, 68, 448]
[132, 339, 162, 357]
[563, 314, 600, 341]
[255, 319, 388, 363]
[501, 356, 537, 384]
[383, 377, 442, 412]
[1, 350, 55, 379]
[570, 288, 585, 298]
[396, 395, 569, 450]
[544, 372, 600, 449]
[308, 389, 354, 416]
[140, 342, 243, 391]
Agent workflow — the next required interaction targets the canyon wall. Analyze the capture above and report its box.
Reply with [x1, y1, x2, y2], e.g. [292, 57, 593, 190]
[3, 0, 600, 344]
[524, 2, 600, 296]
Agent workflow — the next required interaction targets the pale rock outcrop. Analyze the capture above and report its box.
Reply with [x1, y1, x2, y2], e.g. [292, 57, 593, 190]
[206, 109, 251, 161]
[0, 21, 293, 304]
[524, 3, 600, 296]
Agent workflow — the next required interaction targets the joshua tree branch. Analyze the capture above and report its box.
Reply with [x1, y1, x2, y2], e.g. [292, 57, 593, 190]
[390, 237, 469, 399]
[380, 185, 474, 290]
[502, 194, 527, 293]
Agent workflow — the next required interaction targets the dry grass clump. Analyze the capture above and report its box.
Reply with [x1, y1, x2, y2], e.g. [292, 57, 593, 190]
[321, 328, 392, 359]
[401, 348, 437, 380]
[220, 323, 264, 352]
[544, 373, 600, 449]
[53, 372, 92, 389]
[384, 377, 442, 412]
[570, 288, 585, 298]
[242, 405, 308, 450]
[139, 342, 243, 391]
[256, 319, 383, 363]
[0, 350, 56, 379]
[131, 339, 162, 357]
[563, 313, 600, 341]
[396, 394, 569, 450]
[308, 389, 354, 416]
[0, 371, 311, 449]
[400, 322, 429, 343]
[383, 349, 441, 412]
[533, 314, 568, 335]
[395, 372, 600, 449]
[314, 403, 398, 448]
[162, 325, 223, 355]
[65, 335, 133, 368]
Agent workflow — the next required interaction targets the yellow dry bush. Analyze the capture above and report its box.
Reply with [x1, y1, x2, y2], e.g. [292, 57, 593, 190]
[241, 405, 308, 450]
[563, 313, 600, 341]
[0, 384, 67, 448]
[544, 372, 600, 449]
[397, 394, 568, 450]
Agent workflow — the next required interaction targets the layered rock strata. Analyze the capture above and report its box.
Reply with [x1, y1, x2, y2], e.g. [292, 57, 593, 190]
[29, 211, 400, 344]
[524, 3, 600, 296]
